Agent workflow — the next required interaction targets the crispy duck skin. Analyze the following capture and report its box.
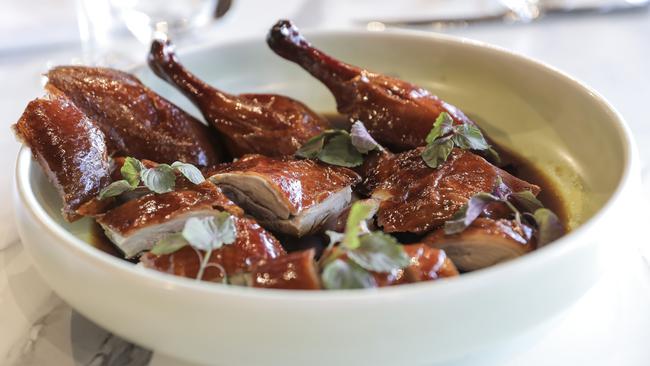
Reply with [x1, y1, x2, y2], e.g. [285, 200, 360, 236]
[140, 216, 286, 282]
[148, 39, 330, 158]
[207, 154, 361, 236]
[367, 148, 540, 234]
[46, 66, 223, 167]
[13, 95, 111, 221]
[423, 218, 536, 272]
[249, 249, 321, 290]
[373, 244, 459, 286]
[267, 20, 476, 152]
[97, 181, 243, 257]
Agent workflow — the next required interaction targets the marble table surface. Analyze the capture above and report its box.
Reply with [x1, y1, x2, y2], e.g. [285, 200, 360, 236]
[1, 1, 649, 365]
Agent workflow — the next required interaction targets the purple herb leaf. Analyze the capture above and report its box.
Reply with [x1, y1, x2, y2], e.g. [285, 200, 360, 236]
[444, 193, 500, 235]
[350, 121, 381, 154]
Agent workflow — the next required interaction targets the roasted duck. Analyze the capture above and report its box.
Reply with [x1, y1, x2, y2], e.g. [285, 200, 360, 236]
[206, 154, 361, 236]
[267, 20, 478, 152]
[96, 181, 242, 257]
[13, 94, 111, 221]
[140, 215, 286, 281]
[148, 39, 330, 157]
[365, 148, 539, 233]
[424, 218, 536, 272]
[47, 66, 223, 167]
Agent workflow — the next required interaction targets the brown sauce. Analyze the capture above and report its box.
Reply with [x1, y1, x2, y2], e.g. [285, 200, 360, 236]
[89, 112, 567, 258]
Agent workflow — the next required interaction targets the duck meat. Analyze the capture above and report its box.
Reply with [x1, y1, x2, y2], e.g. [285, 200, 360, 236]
[247, 249, 321, 290]
[148, 39, 330, 158]
[423, 218, 536, 272]
[96, 181, 243, 258]
[46, 66, 223, 167]
[12, 94, 111, 221]
[207, 155, 361, 237]
[373, 244, 459, 286]
[267, 20, 477, 152]
[366, 148, 540, 234]
[140, 216, 285, 281]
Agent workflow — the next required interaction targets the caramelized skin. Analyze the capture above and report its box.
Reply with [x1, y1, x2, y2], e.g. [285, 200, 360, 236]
[423, 218, 536, 272]
[251, 249, 321, 290]
[13, 95, 111, 221]
[207, 155, 360, 215]
[425, 218, 535, 247]
[367, 148, 540, 234]
[97, 182, 242, 236]
[148, 39, 330, 158]
[267, 20, 476, 152]
[140, 216, 286, 281]
[373, 244, 458, 286]
[46, 66, 222, 167]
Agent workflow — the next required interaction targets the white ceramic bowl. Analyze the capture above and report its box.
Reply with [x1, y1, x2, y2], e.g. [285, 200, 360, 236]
[14, 30, 640, 366]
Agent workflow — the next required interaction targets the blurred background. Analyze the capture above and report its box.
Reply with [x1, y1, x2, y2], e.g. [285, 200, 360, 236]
[1, 1, 649, 365]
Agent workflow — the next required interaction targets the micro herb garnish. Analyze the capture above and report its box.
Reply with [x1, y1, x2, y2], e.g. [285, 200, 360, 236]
[150, 212, 237, 282]
[320, 200, 410, 290]
[295, 121, 382, 168]
[444, 178, 564, 247]
[98, 158, 205, 199]
[421, 112, 496, 168]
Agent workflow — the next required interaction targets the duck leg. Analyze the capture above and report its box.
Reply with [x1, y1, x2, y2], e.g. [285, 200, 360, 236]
[148, 39, 330, 158]
[267, 20, 477, 152]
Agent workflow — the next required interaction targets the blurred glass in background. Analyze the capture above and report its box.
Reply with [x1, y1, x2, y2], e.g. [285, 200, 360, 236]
[76, 0, 226, 66]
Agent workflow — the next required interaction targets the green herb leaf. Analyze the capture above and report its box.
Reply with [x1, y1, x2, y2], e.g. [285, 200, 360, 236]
[485, 147, 502, 165]
[140, 164, 176, 194]
[444, 193, 500, 235]
[533, 208, 564, 247]
[452, 124, 490, 150]
[182, 212, 237, 251]
[121, 157, 144, 187]
[171, 161, 205, 184]
[150, 233, 188, 255]
[510, 190, 544, 213]
[325, 230, 345, 247]
[350, 121, 381, 153]
[348, 232, 410, 273]
[318, 133, 364, 167]
[421, 137, 454, 168]
[321, 259, 377, 290]
[342, 200, 378, 250]
[295, 131, 336, 159]
[98, 180, 134, 200]
[426, 112, 454, 144]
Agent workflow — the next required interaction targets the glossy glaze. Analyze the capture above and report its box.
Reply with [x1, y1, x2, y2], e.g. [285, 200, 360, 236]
[46, 66, 223, 167]
[373, 244, 459, 286]
[367, 148, 540, 233]
[140, 216, 285, 280]
[208, 155, 360, 215]
[13, 95, 111, 221]
[97, 182, 242, 236]
[251, 249, 321, 290]
[267, 20, 476, 151]
[426, 217, 535, 248]
[148, 39, 330, 157]
[423, 217, 536, 272]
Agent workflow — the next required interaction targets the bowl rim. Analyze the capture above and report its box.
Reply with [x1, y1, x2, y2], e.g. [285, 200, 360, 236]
[15, 28, 636, 301]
